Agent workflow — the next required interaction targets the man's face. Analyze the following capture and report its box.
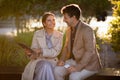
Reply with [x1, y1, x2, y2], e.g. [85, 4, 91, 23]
[63, 13, 73, 27]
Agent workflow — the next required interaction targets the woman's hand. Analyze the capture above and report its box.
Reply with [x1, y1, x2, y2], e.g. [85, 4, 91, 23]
[24, 48, 42, 59]
[33, 48, 42, 54]
[24, 49, 32, 57]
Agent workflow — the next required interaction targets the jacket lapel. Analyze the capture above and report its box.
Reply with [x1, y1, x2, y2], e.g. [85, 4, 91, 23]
[36, 29, 47, 48]
[73, 22, 82, 48]
[37, 30, 58, 48]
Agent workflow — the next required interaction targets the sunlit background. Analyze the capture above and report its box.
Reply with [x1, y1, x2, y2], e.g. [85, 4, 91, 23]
[0, 15, 114, 39]
[90, 16, 114, 38]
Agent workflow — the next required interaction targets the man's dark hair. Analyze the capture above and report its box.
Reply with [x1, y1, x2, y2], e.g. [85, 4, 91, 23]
[61, 4, 81, 20]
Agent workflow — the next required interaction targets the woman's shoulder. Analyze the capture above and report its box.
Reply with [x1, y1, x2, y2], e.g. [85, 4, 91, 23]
[35, 28, 44, 33]
[53, 30, 63, 38]
[34, 28, 45, 37]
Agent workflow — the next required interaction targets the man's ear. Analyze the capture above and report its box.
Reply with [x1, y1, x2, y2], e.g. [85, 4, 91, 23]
[73, 16, 76, 19]
[71, 16, 76, 21]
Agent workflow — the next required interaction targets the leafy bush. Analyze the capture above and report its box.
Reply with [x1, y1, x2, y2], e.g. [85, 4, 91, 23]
[108, 0, 120, 52]
[108, 17, 120, 52]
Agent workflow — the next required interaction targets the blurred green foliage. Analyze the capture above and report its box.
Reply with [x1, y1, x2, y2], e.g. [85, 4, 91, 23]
[108, 0, 120, 52]
[0, 0, 112, 35]
[0, 0, 111, 19]
[0, 31, 34, 67]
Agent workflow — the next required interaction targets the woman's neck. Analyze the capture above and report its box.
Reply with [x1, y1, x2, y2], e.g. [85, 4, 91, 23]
[45, 28, 54, 35]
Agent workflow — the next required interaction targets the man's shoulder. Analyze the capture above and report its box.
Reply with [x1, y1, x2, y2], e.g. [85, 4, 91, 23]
[80, 21, 90, 27]
[80, 21, 93, 31]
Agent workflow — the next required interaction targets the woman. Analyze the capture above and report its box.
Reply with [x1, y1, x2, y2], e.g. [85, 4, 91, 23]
[21, 12, 63, 80]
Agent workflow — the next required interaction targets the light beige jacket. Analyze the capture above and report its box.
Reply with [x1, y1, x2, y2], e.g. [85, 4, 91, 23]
[60, 21, 102, 71]
[22, 28, 63, 80]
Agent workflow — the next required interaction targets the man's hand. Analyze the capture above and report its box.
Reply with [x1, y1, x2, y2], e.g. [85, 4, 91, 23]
[57, 61, 65, 66]
[67, 66, 77, 73]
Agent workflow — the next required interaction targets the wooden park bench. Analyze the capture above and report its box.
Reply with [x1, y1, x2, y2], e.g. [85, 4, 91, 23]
[0, 66, 23, 80]
[1, 67, 120, 80]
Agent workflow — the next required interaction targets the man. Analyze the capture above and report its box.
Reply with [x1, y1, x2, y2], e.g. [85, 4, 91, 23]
[54, 4, 102, 80]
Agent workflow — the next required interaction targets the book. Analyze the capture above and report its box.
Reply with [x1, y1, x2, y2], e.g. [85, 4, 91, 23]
[17, 42, 41, 60]
[17, 42, 36, 55]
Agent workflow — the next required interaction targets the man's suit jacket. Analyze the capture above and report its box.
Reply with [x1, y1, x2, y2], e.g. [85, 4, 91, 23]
[60, 21, 102, 71]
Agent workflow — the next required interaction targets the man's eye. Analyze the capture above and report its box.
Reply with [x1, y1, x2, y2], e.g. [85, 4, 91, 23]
[47, 20, 51, 21]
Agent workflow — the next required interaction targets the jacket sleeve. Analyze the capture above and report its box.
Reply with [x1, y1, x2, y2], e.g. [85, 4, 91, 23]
[31, 31, 40, 49]
[42, 33, 63, 58]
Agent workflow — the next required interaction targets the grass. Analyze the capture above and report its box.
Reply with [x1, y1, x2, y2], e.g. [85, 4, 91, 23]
[0, 31, 34, 67]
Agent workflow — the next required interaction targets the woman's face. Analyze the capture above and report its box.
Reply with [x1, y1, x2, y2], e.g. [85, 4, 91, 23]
[43, 15, 55, 29]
